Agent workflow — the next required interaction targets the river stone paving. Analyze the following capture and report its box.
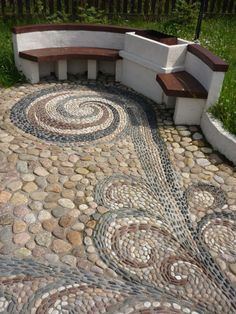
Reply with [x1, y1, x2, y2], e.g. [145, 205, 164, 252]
[0, 78, 236, 313]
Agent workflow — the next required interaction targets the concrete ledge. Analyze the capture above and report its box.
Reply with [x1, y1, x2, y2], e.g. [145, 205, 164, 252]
[123, 32, 189, 69]
[121, 59, 163, 103]
[201, 112, 236, 164]
[119, 50, 184, 73]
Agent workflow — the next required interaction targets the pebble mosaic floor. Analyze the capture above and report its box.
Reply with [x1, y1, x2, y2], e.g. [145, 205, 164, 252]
[0, 79, 236, 313]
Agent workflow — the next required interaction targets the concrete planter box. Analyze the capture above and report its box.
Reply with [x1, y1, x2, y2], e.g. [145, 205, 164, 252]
[201, 112, 236, 164]
[120, 31, 190, 103]
[122, 31, 189, 71]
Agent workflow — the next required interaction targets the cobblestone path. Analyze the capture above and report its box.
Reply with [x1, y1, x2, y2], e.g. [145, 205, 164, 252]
[0, 80, 236, 313]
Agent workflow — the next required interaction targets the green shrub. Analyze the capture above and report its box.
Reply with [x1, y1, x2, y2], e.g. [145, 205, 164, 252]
[34, 0, 45, 15]
[76, 4, 107, 24]
[0, 22, 25, 87]
[46, 11, 70, 23]
[45, 4, 107, 24]
[163, 0, 200, 33]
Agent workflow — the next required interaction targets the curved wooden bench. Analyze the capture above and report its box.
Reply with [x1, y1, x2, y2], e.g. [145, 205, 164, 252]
[12, 24, 142, 83]
[19, 47, 121, 62]
[19, 47, 122, 81]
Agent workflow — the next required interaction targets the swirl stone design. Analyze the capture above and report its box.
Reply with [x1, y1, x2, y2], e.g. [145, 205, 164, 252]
[94, 199, 233, 313]
[199, 214, 236, 263]
[0, 256, 203, 314]
[185, 183, 226, 210]
[35, 284, 127, 313]
[10, 87, 128, 145]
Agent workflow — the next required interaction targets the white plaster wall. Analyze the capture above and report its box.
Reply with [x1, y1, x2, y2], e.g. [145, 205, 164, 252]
[124, 33, 167, 67]
[185, 52, 213, 90]
[121, 59, 163, 103]
[119, 50, 185, 74]
[14, 30, 125, 76]
[98, 61, 115, 75]
[15, 31, 125, 52]
[21, 59, 39, 83]
[124, 33, 188, 69]
[67, 60, 87, 75]
[39, 61, 55, 77]
[205, 72, 225, 109]
[185, 52, 226, 108]
[201, 112, 236, 164]
[166, 45, 188, 68]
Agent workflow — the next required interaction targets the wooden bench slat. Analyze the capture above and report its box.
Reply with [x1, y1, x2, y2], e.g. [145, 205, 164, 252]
[187, 44, 229, 72]
[156, 71, 208, 99]
[19, 47, 122, 62]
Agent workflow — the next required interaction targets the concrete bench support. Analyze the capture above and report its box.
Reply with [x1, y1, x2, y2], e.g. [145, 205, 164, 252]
[174, 98, 206, 125]
[55, 59, 67, 81]
[88, 60, 98, 80]
[115, 59, 122, 82]
[21, 59, 40, 84]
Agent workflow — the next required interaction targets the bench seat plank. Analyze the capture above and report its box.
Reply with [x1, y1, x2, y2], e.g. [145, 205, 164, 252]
[19, 47, 122, 62]
[156, 71, 208, 99]
[187, 44, 229, 72]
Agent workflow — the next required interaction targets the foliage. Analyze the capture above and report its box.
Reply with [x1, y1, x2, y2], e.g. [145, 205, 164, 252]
[163, 0, 200, 33]
[205, 18, 236, 135]
[34, 0, 44, 15]
[45, 4, 107, 24]
[46, 11, 70, 23]
[209, 88, 236, 135]
[76, 4, 107, 24]
[0, 22, 25, 87]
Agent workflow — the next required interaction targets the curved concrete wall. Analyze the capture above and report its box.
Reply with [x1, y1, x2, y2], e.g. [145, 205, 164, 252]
[13, 31, 125, 72]
[13, 25, 190, 104]
[14, 31, 125, 51]
[185, 52, 225, 109]
[201, 112, 236, 164]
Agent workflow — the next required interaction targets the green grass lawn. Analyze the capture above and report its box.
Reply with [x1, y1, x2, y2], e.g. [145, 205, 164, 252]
[0, 16, 235, 135]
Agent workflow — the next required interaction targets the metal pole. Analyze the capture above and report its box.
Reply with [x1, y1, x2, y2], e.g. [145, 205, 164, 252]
[194, 0, 206, 41]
